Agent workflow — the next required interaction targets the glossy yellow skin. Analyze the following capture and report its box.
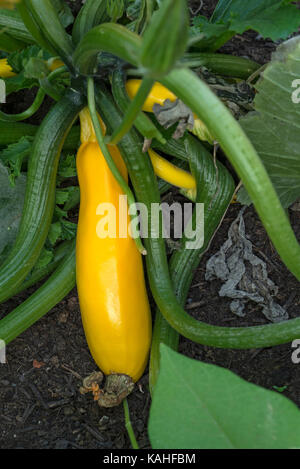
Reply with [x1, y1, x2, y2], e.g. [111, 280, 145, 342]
[126, 79, 214, 144]
[0, 0, 20, 9]
[0, 58, 16, 78]
[126, 79, 177, 113]
[0, 58, 64, 78]
[76, 109, 152, 382]
[148, 148, 196, 193]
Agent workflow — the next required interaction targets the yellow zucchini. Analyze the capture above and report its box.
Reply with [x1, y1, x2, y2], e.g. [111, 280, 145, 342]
[76, 108, 152, 382]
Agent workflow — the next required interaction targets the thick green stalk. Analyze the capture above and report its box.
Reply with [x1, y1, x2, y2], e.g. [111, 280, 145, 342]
[150, 135, 235, 395]
[0, 88, 45, 122]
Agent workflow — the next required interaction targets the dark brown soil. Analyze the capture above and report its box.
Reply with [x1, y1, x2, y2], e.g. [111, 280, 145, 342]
[0, 0, 299, 450]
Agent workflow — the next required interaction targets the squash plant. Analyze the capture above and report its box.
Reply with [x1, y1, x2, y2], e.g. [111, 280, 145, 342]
[0, 0, 300, 449]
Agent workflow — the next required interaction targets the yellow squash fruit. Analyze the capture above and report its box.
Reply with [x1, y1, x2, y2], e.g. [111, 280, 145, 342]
[148, 148, 196, 199]
[126, 79, 215, 144]
[76, 108, 152, 382]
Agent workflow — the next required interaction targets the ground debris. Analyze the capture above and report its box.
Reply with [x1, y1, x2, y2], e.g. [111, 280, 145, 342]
[80, 371, 134, 408]
[205, 208, 288, 323]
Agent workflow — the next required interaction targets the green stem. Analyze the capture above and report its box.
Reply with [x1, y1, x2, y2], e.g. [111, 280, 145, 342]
[0, 87, 45, 122]
[107, 76, 154, 145]
[123, 399, 139, 450]
[87, 77, 147, 255]
[0, 66, 69, 123]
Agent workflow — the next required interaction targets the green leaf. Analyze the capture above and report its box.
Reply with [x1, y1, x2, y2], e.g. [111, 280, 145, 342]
[34, 247, 54, 270]
[23, 57, 49, 80]
[60, 219, 77, 240]
[57, 153, 77, 180]
[0, 136, 33, 186]
[55, 187, 73, 206]
[193, 0, 300, 50]
[148, 345, 300, 449]
[238, 37, 300, 208]
[56, 186, 80, 210]
[3, 73, 38, 96]
[229, 1, 300, 41]
[48, 221, 62, 246]
[51, 0, 74, 28]
[5, 45, 50, 95]
[0, 162, 26, 264]
[7, 45, 48, 73]
[63, 186, 80, 211]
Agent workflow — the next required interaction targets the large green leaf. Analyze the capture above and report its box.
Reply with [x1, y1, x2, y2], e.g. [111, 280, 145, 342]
[192, 0, 300, 50]
[148, 345, 300, 449]
[238, 37, 300, 208]
[0, 162, 26, 264]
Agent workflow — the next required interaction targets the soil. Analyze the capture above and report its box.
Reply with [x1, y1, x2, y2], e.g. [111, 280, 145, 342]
[1, 0, 300, 450]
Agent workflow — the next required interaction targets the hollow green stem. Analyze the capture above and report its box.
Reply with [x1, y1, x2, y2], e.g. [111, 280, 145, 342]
[107, 76, 154, 145]
[0, 87, 45, 123]
[87, 77, 147, 255]
[123, 399, 139, 450]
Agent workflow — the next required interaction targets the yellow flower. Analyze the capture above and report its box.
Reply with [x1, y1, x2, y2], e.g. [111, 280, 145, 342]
[0, 0, 20, 9]
[0, 58, 16, 78]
